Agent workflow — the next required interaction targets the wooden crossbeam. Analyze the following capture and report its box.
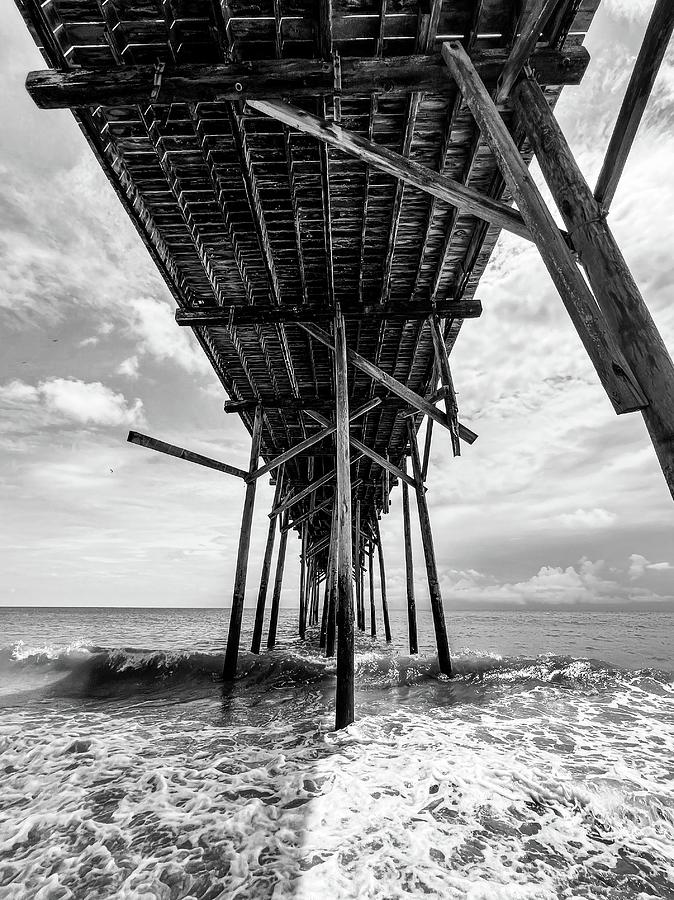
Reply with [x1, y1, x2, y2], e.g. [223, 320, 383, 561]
[127, 431, 248, 479]
[594, 0, 674, 212]
[306, 535, 331, 559]
[249, 99, 532, 242]
[304, 409, 417, 489]
[442, 41, 647, 417]
[249, 398, 380, 482]
[175, 300, 482, 326]
[26, 49, 590, 109]
[282, 479, 363, 534]
[270, 454, 364, 518]
[298, 322, 478, 444]
[495, 0, 564, 103]
[430, 315, 460, 456]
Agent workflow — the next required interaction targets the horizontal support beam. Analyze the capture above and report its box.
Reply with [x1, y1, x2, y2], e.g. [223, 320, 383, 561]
[305, 409, 417, 489]
[224, 396, 402, 414]
[298, 323, 478, 445]
[26, 48, 590, 109]
[127, 431, 248, 479]
[249, 99, 532, 243]
[175, 299, 482, 327]
[248, 398, 380, 482]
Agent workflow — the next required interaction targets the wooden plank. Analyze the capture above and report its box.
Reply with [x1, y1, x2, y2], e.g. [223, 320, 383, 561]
[514, 76, 674, 498]
[175, 300, 483, 326]
[401, 457, 418, 655]
[250, 470, 284, 654]
[127, 431, 248, 480]
[223, 404, 263, 680]
[372, 514, 392, 643]
[594, 0, 674, 211]
[298, 322, 478, 443]
[442, 41, 648, 417]
[26, 49, 591, 108]
[334, 306, 355, 729]
[249, 398, 380, 482]
[407, 421, 452, 676]
[496, 0, 565, 103]
[250, 99, 533, 243]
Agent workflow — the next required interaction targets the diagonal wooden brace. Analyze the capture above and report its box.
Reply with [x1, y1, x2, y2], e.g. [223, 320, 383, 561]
[297, 322, 478, 444]
[127, 431, 248, 479]
[442, 41, 647, 417]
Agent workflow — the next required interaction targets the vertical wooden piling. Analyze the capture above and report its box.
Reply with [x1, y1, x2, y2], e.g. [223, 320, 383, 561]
[334, 306, 355, 728]
[223, 404, 263, 680]
[401, 457, 419, 655]
[368, 541, 376, 638]
[354, 499, 364, 631]
[266, 509, 289, 650]
[250, 467, 284, 654]
[407, 420, 452, 675]
[326, 503, 338, 658]
[372, 514, 392, 643]
[298, 523, 307, 639]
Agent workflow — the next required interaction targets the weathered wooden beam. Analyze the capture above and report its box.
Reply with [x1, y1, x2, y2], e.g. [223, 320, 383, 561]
[421, 418, 434, 481]
[401, 457, 418, 655]
[442, 41, 647, 417]
[334, 306, 355, 729]
[594, 0, 674, 212]
[250, 99, 533, 242]
[407, 422, 452, 675]
[495, 0, 564, 103]
[127, 431, 248, 480]
[283, 494, 333, 534]
[176, 299, 482, 326]
[514, 76, 674, 498]
[249, 398, 380, 482]
[251, 470, 285, 654]
[304, 408, 417, 489]
[298, 322, 478, 443]
[372, 514, 392, 643]
[223, 404, 263, 680]
[26, 49, 590, 109]
[326, 503, 338, 657]
[266, 510, 290, 650]
[306, 535, 331, 558]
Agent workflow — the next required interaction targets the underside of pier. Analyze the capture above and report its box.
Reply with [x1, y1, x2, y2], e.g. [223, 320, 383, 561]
[17, 0, 674, 726]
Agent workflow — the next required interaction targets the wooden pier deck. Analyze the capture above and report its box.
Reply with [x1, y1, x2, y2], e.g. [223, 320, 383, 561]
[15, 0, 674, 726]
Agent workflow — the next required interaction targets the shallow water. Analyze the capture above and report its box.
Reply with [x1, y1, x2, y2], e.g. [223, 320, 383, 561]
[0, 606, 673, 899]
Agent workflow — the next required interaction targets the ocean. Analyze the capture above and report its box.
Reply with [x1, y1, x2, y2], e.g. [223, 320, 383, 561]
[0, 605, 672, 899]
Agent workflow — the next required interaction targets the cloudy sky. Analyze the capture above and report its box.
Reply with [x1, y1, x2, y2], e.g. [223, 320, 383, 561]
[1, 0, 672, 609]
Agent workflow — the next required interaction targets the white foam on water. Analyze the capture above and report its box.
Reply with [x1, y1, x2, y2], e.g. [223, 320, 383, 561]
[1, 667, 673, 900]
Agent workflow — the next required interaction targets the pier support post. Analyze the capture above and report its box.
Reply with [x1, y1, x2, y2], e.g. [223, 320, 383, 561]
[267, 509, 289, 650]
[368, 541, 376, 638]
[223, 404, 263, 680]
[354, 499, 364, 631]
[326, 503, 338, 658]
[251, 469, 284, 654]
[407, 421, 452, 675]
[402, 457, 419, 655]
[513, 76, 674, 499]
[334, 306, 355, 728]
[299, 524, 307, 639]
[372, 514, 392, 643]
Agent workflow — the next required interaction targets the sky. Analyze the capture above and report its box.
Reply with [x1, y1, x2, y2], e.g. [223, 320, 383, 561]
[1, 0, 673, 610]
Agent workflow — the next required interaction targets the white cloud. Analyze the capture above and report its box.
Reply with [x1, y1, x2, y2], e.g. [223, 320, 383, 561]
[629, 553, 673, 580]
[603, 0, 653, 24]
[0, 377, 144, 429]
[442, 556, 672, 606]
[557, 508, 617, 529]
[127, 296, 209, 375]
[117, 355, 140, 378]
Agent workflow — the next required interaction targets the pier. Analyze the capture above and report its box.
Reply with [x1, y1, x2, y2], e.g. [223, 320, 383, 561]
[16, 0, 674, 728]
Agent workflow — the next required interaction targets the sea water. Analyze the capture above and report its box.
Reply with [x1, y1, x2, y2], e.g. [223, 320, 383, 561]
[0, 606, 672, 899]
